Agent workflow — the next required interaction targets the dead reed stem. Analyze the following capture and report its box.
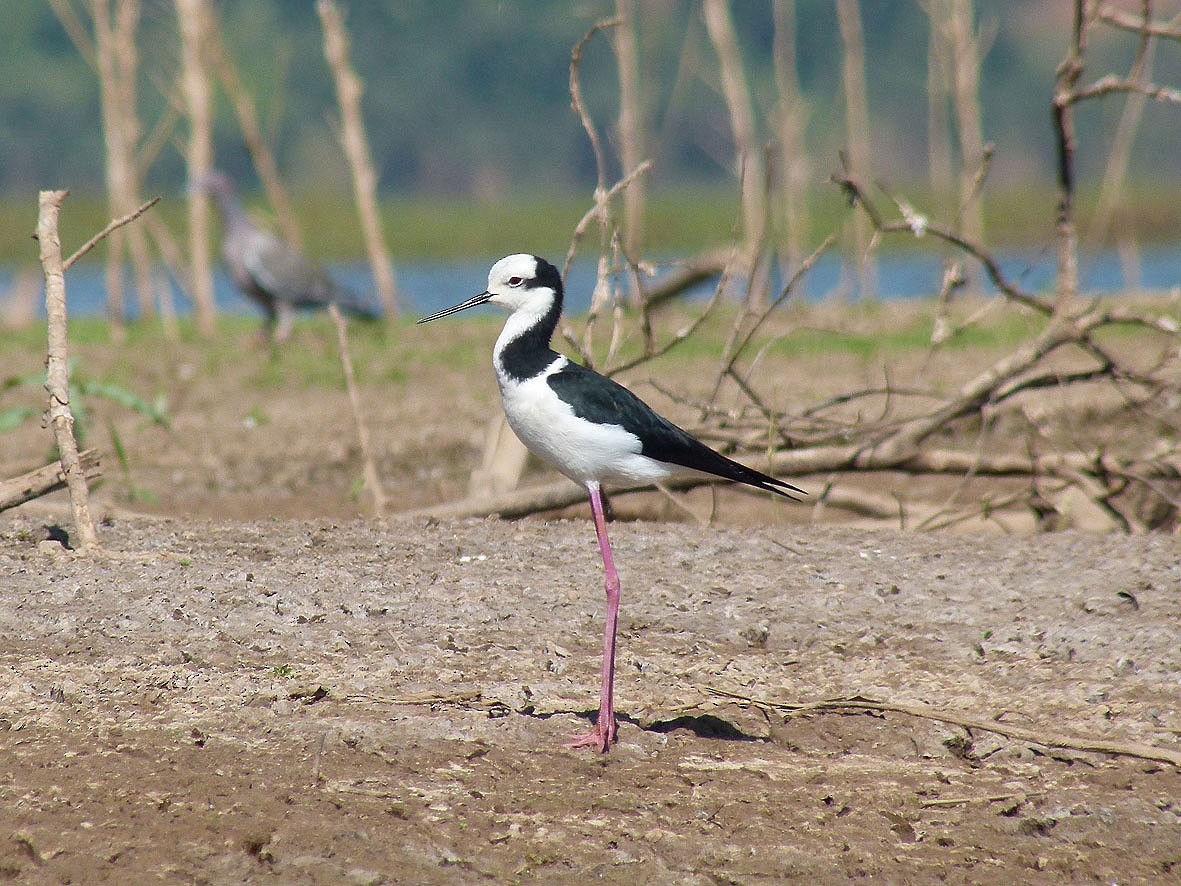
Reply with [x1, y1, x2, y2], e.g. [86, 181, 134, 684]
[317, 0, 401, 317]
[175, 0, 218, 337]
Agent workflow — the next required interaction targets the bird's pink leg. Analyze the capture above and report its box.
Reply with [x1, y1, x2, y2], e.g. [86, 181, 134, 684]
[565, 482, 620, 752]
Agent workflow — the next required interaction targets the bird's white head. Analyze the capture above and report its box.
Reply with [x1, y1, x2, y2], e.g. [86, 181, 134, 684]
[417, 253, 563, 324]
[485, 253, 559, 312]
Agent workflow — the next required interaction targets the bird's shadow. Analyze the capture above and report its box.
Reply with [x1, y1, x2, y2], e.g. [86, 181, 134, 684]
[646, 713, 765, 742]
[555, 709, 765, 742]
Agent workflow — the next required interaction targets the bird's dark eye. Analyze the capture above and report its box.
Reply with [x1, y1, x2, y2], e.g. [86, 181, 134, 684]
[507, 276, 524, 287]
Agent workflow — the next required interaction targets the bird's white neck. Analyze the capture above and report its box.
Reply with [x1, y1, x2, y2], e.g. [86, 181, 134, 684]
[492, 294, 563, 384]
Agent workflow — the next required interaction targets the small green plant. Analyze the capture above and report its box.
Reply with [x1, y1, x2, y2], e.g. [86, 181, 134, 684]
[3, 359, 170, 501]
[242, 404, 270, 428]
[108, 420, 159, 503]
[1, 358, 170, 446]
[271, 664, 294, 678]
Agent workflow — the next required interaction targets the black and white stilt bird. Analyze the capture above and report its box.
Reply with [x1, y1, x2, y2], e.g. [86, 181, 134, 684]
[418, 254, 803, 752]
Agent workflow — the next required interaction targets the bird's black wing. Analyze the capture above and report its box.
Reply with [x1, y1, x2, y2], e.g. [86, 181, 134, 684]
[548, 361, 804, 499]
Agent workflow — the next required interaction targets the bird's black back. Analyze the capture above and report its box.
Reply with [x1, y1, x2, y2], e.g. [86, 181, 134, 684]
[548, 361, 803, 499]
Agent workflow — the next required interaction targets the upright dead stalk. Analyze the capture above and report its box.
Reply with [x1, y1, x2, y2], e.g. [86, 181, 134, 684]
[176, 0, 218, 337]
[614, 0, 646, 276]
[1051, 0, 1089, 311]
[926, 1, 953, 204]
[771, 0, 810, 287]
[92, 0, 128, 331]
[100, 0, 161, 329]
[316, 0, 401, 317]
[923, 0, 992, 294]
[835, 0, 877, 301]
[208, 10, 302, 248]
[1089, 1, 1155, 255]
[703, 0, 766, 305]
[37, 190, 100, 552]
[946, 0, 988, 293]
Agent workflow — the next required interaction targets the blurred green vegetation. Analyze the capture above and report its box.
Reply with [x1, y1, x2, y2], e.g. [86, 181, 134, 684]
[2, 178, 1175, 267]
[0, 299, 1058, 393]
[5, 2, 1179, 231]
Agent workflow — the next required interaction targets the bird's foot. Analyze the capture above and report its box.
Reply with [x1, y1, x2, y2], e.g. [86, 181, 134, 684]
[563, 719, 617, 753]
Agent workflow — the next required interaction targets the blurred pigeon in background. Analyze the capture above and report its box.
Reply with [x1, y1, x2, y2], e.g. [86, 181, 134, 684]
[195, 170, 380, 341]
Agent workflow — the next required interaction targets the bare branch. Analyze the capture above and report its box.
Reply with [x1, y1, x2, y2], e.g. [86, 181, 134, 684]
[0, 450, 102, 514]
[63, 195, 160, 271]
[1097, 4, 1181, 40]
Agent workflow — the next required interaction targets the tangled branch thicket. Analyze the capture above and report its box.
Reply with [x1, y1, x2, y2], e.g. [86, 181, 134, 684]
[513, 5, 1181, 534]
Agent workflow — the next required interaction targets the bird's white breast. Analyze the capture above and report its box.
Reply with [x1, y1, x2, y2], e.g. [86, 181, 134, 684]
[496, 356, 677, 488]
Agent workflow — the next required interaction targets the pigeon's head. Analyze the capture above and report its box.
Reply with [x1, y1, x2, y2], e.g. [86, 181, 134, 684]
[189, 169, 236, 200]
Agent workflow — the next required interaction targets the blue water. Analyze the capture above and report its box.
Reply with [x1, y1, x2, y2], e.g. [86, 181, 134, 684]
[3, 248, 1179, 321]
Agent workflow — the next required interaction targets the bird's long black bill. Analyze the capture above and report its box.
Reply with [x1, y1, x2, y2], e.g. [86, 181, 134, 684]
[416, 291, 493, 324]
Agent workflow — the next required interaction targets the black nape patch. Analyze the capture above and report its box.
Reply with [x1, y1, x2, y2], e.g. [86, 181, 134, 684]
[530, 256, 563, 293]
[496, 265, 565, 383]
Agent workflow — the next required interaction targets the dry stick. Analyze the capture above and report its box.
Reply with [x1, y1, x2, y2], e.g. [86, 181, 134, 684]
[1051, 0, 1092, 313]
[833, 169, 1050, 314]
[0, 450, 102, 514]
[772, 0, 811, 289]
[945, 0, 990, 294]
[919, 794, 1021, 810]
[703, 686, 1181, 768]
[707, 234, 836, 405]
[556, 160, 652, 368]
[1088, 2, 1155, 254]
[327, 304, 386, 518]
[402, 440, 1181, 522]
[1100, 4, 1181, 40]
[38, 190, 99, 552]
[600, 265, 725, 378]
[642, 249, 730, 310]
[48, 0, 95, 66]
[92, 0, 128, 333]
[566, 17, 622, 365]
[113, 0, 155, 319]
[317, 0, 401, 316]
[108, 0, 159, 326]
[64, 196, 160, 271]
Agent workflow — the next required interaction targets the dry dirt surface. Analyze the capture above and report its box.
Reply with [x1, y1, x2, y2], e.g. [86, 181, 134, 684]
[1, 512, 1179, 884]
[2, 310, 1181, 883]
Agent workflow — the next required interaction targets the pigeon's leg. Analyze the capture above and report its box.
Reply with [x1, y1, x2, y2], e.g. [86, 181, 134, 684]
[273, 302, 296, 342]
[565, 481, 620, 752]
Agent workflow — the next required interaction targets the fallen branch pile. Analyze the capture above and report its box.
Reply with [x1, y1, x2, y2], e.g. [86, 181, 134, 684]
[413, 174, 1181, 532]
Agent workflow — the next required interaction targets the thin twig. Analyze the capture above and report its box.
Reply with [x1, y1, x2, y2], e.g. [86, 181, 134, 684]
[63, 195, 161, 271]
[328, 304, 386, 518]
[703, 686, 1181, 768]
